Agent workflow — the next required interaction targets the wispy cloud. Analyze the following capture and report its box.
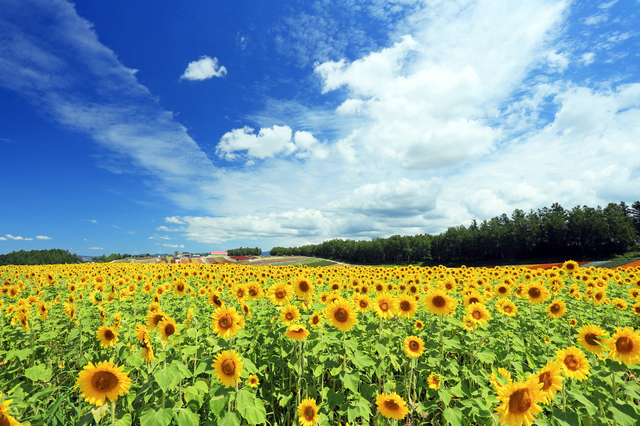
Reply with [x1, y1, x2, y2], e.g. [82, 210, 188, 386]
[88, 247, 104, 250]
[156, 243, 184, 248]
[5, 234, 24, 240]
[36, 235, 52, 240]
[180, 56, 227, 80]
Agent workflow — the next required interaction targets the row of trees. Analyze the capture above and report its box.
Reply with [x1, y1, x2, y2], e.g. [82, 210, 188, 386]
[227, 247, 262, 256]
[0, 249, 82, 265]
[92, 253, 133, 263]
[270, 202, 640, 264]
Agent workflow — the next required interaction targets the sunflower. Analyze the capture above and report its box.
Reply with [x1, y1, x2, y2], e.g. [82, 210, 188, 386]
[146, 311, 166, 330]
[309, 311, 323, 328]
[494, 376, 543, 426]
[247, 374, 260, 388]
[608, 327, 640, 366]
[280, 304, 301, 325]
[563, 260, 579, 274]
[297, 398, 320, 426]
[423, 289, 456, 316]
[494, 283, 512, 298]
[211, 305, 244, 338]
[576, 324, 610, 355]
[96, 326, 119, 348]
[294, 276, 314, 300]
[208, 291, 223, 308]
[76, 360, 132, 407]
[414, 320, 424, 331]
[555, 346, 590, 381]
[376, 392, 408, 420]
[546, 299, 566, 319]
[36, 301, 48, 320]
[534, 360, 564, 404]
[157, 317, 180, 342]
[173, 279, 187, 296]
[403, 336, 425, 358]
[463, 291, 484, 307]
[490, 367, 512, 391]
[139, 338, 156, 363]
[524, 281, 550, 305]
[325, 299, 357, 332]
[0, 393, 25, 426]
[632, 302, 640, 317]
[353, 294, 371, 313]
[212, 350, 243, 387]
[568, 318, 578, 328]
[612, 298, 628, 310]
[285, 324, 310, 341]
[372, 294, 397, 319]
[428, 373, 441, 390]
[466, 303, 491, 326]
[396, 294, 419, 319]
[496, 299, 517, 317]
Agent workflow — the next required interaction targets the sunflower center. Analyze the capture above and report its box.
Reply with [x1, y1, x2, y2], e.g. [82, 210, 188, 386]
[595, 293, 603, 300]
[538, 371, 553, 391]
[177, 284, 184, 292]
[153, 315, 164, 326]
[504, 306, 512, 313]
[285, 312, 294, 320]
[222, 359, 235, 375]
[105, 330, 115, 340]
[585, 333, 600, 346]
[433, 296, 446, 307]
[312, 315, 320, 324]
[400, 301, 411, 311]
[298, 281, 309, 292]
[249, 288, 257, 296]
[472, 310, 482, 320]
[359, 300, 368, 308]
[335, 308, 348, 322]
[275, 289, 285, 299]
[550, 304, 561, 314]
[219, 315, 232, 330]
[508, 388, 532, 414]
[164, 324, 175, 336]
[498, 286, 507, 294]
[380, 302, 389, 312]
[384, 399, 399, 410]
[409, 341, 419, 351]
[564, 355, 579, 370]
[304, 407, 315, 420]
[92, 371, 117, 392]
[528, 288, 541, 298]
[616, 336, 633, 353]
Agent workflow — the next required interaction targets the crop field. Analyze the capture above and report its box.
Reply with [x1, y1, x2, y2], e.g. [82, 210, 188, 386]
[1, 261, 640, 426]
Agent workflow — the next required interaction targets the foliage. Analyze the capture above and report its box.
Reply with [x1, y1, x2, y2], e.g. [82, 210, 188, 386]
[227, 247, 262, 256]
[0, 248, 81, 266]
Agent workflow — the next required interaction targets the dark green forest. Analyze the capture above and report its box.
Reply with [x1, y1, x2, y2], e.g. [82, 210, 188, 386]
[0, 248, 82, 266]
[270, 202, 640, 265]
[227, 247, 262, 256]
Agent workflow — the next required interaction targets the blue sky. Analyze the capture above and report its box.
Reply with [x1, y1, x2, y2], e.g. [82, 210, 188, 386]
[1, 0, 639, 256]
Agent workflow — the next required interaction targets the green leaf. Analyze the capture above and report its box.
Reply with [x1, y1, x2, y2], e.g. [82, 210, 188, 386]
[567, 389, 597, 416]
[114, 413, 132, 426]
[171, 360, 192, 379]
[154, 363, 183, 393]
[6, 348, 32, 361]
[622, 381, 640, 400]
[608, 402, 639, 426]
[327, 389, 344, 408]
[476, 350, 496, 364]
[552, 407, 580, 426]
[184, 386, 204, 409]
[219, 411, 241, 426]
[241, 358, 259, 375]
[209, 394, 227, 419]
[439, 388, 452, 407]
[236, 389, 267, 425]
[351, 351, 375, 369]
[139, 407, 173, 426]
[175, 408, 200, 426]
[91, 404, 110, 424]
[24, 364, 52, 382]
[443, 407, 462, 426]
[341, 372, 359, 393]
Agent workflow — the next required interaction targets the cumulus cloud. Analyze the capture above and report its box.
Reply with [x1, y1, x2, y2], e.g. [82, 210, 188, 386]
[36, 235, 52, 240]
[0, 237, 5, 240]
[180, 56, 227, 80]
[5, 234, 24, 240]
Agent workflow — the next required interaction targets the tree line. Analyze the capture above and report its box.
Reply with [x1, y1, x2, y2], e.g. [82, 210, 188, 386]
[0, 249, 82, 265]
[269, 202, 640, 264]
[227, 247, 262, 256]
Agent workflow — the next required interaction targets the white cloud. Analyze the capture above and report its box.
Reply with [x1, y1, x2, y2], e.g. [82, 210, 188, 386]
[216, 125, 298, 160]
[36, 235, 52, 240]
[581, 52, 595, 65]
[180, 56, 227, 81]
[157, 225, 183, 232]
[24, 238, 33, 241]
[0, 237, 5, 240]
[547, 51, 569, 72]
[5, 234, 24, 240]
[156, 243, 185, 248]
[88, 247, 104, 250]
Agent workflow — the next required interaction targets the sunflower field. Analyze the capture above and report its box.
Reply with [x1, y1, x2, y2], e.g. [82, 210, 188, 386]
[1, 261, 640, 426]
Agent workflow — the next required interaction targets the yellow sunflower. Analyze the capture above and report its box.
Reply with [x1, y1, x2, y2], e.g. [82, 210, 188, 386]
[608, 326, 640, 366]
[555, 346, 590, 381]
[396, 294, 419, 319]
[280, 304, 301, 325]
[309, 311, 323, 328]
[524, 281, 550, 305]
[146, 311, 166, 330]
[414, 320, 424, 331]
[372, 294, 397, 319]
[562, 260, 579, 274]
[212, 350, 243, 387]
[466, 303, 491, 326]
[285, 323, 310, 341]
[496, 299, 518, 317]
[247, 374, 260, 388]
[534, 360, 564, 404]
[294, 276, 314, 300]
[403, 336, 425, 358]
[157, 316, 180, 342]
[428, 372, 441, 390]
[423, 289, 456, 316]
[325, 299, 357, 332]
[76, 360, 132, 407]
[211, 305, 244, 338]
[297, 398, 320, 426]
[353, 294, 371, 313]
[546, 299, 566, 319]
[494, 376, 544, 426]
[576, 324, 610, 355]
[375, 392, 408, 420]
[96, 326, 119, 348]
[0, 393, 25, 426]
